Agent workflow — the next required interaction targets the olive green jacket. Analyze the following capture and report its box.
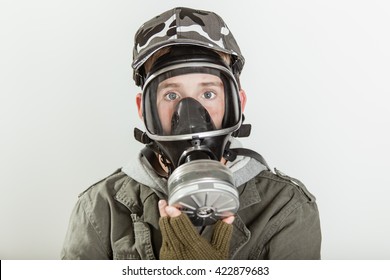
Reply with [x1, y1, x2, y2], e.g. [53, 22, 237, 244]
[61, 168, 321, 259]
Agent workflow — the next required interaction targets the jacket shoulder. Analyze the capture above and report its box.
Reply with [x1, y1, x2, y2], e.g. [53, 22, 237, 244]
[238, 169, 321, 259]
[77, 168, 158, 216]
[255, 168, 316, 203]
[62, 169, 144, 259]
[78, 169, 132, 199]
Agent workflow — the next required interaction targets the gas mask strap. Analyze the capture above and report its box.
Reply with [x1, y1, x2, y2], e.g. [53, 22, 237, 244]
[232, 124, 251, 138]
[140, 146, 168, 178]
[224, 146, 271, 171]
[134, 127, 152, 145]
[135, 128, 169, 177]
[232, 115, 251, 138]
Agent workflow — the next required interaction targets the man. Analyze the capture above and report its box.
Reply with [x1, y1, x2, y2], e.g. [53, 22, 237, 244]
[61, 7, 321, 260]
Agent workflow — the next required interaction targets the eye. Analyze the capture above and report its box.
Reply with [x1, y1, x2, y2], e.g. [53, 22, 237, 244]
[202, 91, 216, 100]
[164, 92, 180, 101]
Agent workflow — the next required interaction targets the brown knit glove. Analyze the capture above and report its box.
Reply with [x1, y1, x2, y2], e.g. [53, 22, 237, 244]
[159, 213, 233, 260]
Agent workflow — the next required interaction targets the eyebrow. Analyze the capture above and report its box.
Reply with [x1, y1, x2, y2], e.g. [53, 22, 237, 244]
[200, 81, 223, 87]
[158, 81, 223, 90]
[158, 82, 181, 90]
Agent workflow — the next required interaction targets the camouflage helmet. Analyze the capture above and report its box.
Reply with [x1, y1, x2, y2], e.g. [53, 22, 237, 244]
[132, 7, 245, 87]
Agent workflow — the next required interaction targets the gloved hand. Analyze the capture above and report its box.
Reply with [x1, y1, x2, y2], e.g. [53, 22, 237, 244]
[158, 200, 234, 260]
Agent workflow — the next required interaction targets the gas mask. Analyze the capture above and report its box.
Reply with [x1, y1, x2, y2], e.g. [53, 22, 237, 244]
[135, 47, 243, 226]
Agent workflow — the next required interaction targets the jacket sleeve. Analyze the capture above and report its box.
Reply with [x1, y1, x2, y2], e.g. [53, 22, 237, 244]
[61, 197, 111, 260]
[261, 200, 322, 260]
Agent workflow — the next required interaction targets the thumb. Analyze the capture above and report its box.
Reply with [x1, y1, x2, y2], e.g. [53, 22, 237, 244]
[165, 205, 182, 218]
[158, 200, 182, 218]
[222, 215, 235, 224]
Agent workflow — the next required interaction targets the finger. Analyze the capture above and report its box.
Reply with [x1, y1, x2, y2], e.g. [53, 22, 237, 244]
[158, 200, 168, 217]
[222, 215, 235, 225]
[165, 205, 182, 218]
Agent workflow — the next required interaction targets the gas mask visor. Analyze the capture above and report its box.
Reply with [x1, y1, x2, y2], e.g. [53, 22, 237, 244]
[142, 62, 241, 141]
[141, 55, 242, 226]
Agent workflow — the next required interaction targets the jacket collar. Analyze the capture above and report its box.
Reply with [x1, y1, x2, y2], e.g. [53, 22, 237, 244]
[114, 177, 164, 216]
[237, 176, 261, 209]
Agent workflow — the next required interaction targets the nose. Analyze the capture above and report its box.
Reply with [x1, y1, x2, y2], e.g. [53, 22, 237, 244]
[171, 98, 216, 135]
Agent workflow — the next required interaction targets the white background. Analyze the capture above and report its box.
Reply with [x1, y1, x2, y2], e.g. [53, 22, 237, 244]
[1, 0, 389, 259]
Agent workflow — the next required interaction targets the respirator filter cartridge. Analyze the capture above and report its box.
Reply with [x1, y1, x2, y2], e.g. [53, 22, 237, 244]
[168, 160, 239, 226]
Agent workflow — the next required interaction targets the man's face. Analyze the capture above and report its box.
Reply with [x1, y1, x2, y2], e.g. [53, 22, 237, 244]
[156, 73, 225, 134]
